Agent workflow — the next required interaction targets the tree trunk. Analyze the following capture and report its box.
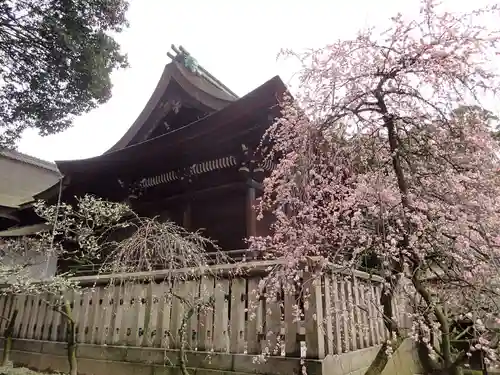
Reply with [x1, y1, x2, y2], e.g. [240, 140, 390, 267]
[364, 337, 404, 375]
[178, 305, 195, 375]
[412, 275, 465, 375]
[1, 309, 18, 366]
[63, 300, 77, 375]
[364, 284, 402, 375]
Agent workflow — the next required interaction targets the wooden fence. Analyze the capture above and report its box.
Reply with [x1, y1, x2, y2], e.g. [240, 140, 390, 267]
[0, 261, 408, 360]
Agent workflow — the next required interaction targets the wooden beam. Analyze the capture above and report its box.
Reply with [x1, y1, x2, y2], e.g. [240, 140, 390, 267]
[246, 179, 263, 191]
[135, 181, 247, 211]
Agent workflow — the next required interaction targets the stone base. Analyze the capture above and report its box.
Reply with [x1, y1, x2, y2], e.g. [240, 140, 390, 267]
[2, 339, 321, 375]
[0, 339, 418, 375]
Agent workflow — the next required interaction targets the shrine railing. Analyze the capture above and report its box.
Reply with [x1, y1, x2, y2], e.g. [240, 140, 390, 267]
[65, 248, 252, 276]
[0, 260, 409, 359]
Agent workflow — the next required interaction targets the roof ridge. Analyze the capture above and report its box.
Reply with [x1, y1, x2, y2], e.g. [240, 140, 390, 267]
[167, 44, 239, 99]
[0, 149, 60, 174]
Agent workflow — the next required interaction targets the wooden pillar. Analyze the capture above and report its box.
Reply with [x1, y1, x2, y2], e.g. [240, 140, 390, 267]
[304, 271, 326, 359]
[246, 184, 258, 260]
[246, 185, 257, 238]
[238, 142, 264, 259]
[183, 201, 191, 230]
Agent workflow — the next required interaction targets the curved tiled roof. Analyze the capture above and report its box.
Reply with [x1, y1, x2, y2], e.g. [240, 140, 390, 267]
[55, 75, 286, 177]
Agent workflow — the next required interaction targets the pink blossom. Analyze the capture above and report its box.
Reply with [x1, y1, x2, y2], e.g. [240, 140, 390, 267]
[250, 0, 500, 368]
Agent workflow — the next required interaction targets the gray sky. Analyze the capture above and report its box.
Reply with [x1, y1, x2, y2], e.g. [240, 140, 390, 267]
[17, 0, 491, 162]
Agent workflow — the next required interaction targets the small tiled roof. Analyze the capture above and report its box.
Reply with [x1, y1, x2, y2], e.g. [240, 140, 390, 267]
[0, 223, 51, 237]
[0, 150, 59, 173]
[0, 193, 32, 208]
[0, 150, 60, 209]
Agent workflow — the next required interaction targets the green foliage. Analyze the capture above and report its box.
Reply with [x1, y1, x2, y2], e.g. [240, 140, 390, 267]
[0, 0, 130, 148]
[452, 105, 500, 142]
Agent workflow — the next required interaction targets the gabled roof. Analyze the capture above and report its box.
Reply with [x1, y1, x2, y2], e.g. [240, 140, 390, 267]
[106, 45, 239, 153]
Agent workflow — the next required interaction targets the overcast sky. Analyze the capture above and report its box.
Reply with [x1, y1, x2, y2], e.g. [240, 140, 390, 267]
[17, 0, 491, 163]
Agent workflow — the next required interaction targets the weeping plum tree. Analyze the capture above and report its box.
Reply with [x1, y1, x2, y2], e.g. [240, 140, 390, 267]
[30, 196, 133, 375]
[97, 216, 231, 375]
[0, 197, 131, 374]
[33, 195, 231, 375]
[250, 1, 500, 374]
[0, 197, 132, 374]
[0, 236, 77, 367]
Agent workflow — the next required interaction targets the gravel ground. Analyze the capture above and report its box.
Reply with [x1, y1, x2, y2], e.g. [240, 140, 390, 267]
[0, 366, 60, 375]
